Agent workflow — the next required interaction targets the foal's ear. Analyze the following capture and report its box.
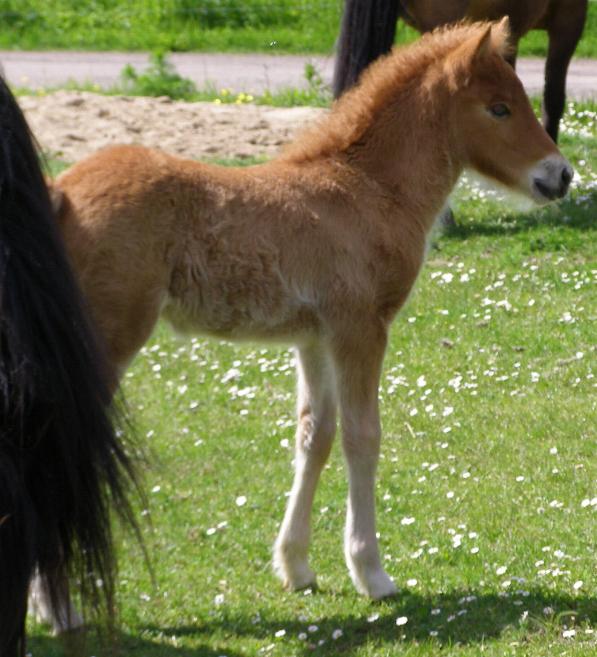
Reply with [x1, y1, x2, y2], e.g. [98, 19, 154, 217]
[469, 25, 493, 65]
[445, 25, 493, 89]
[496, 16, 511, 40]
[454, 24, 494, 67]
[493, 16, 514, 57]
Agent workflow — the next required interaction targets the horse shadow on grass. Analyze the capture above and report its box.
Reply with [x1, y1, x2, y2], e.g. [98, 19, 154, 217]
[443, 189, 597, 240]
[27, 588, 595, 656]
[139, 588, 596, 656]
[27, 630, 247, 657]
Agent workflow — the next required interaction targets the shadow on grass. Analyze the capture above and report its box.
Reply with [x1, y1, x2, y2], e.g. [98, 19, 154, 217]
[135, 588, 595, 656]
[27, 630, 246, 657]
[27, 588, 595, 655]
[444, 189, 597, 240]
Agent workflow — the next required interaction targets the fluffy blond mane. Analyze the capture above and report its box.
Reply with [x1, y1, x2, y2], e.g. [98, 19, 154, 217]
[282, 20, 512, 164]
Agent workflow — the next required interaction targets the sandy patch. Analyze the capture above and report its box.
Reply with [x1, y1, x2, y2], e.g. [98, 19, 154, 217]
[19, 91, 327, 163]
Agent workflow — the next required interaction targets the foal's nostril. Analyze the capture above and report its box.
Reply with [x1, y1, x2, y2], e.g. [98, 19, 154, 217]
[561, 167, 572, 187]
[558, 165, 574, 197]
[531, 158, 573, 203]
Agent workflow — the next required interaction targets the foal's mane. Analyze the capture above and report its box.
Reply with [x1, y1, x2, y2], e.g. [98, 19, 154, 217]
[282, 21, 511, 164]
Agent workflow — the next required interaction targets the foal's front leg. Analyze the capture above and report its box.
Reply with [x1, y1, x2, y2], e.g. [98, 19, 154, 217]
[274, 342, 337, 590]
[333, 324, 396, 599]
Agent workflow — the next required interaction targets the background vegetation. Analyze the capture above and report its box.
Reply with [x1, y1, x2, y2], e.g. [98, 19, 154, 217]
[0, 0, 596, 55]
[29, 102, 597, 656]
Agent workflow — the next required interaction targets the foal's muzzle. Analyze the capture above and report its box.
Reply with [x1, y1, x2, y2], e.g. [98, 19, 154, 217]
[530, 155, 574, 204]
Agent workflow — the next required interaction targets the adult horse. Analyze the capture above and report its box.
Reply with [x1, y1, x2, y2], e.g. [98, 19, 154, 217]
[0, 77, 138, 655]
[51, 20, 571, 600]
[333, 0, 588, 142]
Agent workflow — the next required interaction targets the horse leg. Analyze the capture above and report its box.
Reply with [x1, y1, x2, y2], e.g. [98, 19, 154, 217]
[273, 341, 337, 590]
[333, 0, 401, 97]
[6, 611, 26, 657]
[543, 2, 587, 142]
[333, 322, 396, 599]
[29, 572, 83, 634]
[438, 205, 456, 230]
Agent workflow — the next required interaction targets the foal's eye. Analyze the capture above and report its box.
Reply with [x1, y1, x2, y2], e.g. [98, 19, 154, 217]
[489, 103, 511, 118]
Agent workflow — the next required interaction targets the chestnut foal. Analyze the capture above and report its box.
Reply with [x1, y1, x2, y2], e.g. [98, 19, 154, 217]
[50, 19, 571, 606]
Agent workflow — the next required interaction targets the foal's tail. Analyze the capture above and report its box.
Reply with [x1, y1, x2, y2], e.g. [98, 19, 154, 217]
[0, 77, 138, 654]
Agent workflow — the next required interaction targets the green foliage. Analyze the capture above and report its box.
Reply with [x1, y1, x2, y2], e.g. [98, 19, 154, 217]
[120, 51, 197, 99]
[0, 1, 595, 56]
[166, 0, 304, 29]
[0, 0, 340, 52]
[259, 61, 332, 107]
[28, 103, 597, 656]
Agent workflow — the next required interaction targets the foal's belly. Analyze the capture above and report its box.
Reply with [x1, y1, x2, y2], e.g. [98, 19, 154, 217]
[163, 270, 320, 343]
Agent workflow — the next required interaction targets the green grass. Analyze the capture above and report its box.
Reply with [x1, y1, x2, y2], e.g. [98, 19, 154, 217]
[28, 103, 596, 656]
[0, 0, 596, 56]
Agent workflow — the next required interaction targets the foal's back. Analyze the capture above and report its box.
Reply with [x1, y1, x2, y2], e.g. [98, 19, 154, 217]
[56, 145, 394, 367]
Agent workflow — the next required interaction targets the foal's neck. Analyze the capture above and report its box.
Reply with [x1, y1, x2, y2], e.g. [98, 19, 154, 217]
[344, 84, 461, 233]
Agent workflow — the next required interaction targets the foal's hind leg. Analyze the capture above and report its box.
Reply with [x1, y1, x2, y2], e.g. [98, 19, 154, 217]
[274, 341, 337, 590]
[333, 322, 396, 599]
[29, 573, 83, 634]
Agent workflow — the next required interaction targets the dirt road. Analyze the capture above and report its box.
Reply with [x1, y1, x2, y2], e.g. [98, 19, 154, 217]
[2, 51, 597, 98]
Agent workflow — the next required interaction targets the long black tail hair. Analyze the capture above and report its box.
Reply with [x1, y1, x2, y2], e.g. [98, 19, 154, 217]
[333, 0, 400, 97]
[0, 77, 138, 655]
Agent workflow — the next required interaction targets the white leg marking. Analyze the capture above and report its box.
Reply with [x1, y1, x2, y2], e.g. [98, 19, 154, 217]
[343, 435, 397, 599]
[29, 573, 84, 635]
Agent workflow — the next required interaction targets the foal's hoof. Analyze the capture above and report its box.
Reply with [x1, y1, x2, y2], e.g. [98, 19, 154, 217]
[273, 557, 317, 592]
[279, 567, 317, 593]
[370, 579, 398, 601]
[273, 538, 318, 592]
[353, 569, 397, 600]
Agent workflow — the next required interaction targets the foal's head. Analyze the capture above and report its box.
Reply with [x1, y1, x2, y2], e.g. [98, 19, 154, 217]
[445, 19, 573, 204]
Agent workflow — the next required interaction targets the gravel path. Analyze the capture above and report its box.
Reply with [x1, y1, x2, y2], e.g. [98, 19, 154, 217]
[2, 51, 597, 98]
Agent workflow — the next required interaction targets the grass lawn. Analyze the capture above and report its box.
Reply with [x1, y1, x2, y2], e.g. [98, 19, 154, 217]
[0, 1, 596, 56]
[30, 102, 596, 656]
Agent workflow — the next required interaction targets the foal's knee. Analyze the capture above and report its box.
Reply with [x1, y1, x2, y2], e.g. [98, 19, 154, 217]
[296, 404, 336, 460]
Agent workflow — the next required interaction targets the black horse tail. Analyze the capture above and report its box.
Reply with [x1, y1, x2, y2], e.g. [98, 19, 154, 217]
[0, 77, 139, 654]
[333, 0, 401, 98]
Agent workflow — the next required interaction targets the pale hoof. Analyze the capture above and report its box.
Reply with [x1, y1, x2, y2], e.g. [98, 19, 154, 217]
[273, 547, 317, 591]
[352, 568, 397, 600]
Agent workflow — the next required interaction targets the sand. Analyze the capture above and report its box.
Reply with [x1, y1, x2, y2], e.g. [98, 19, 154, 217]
[19, 91, 327, 163]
